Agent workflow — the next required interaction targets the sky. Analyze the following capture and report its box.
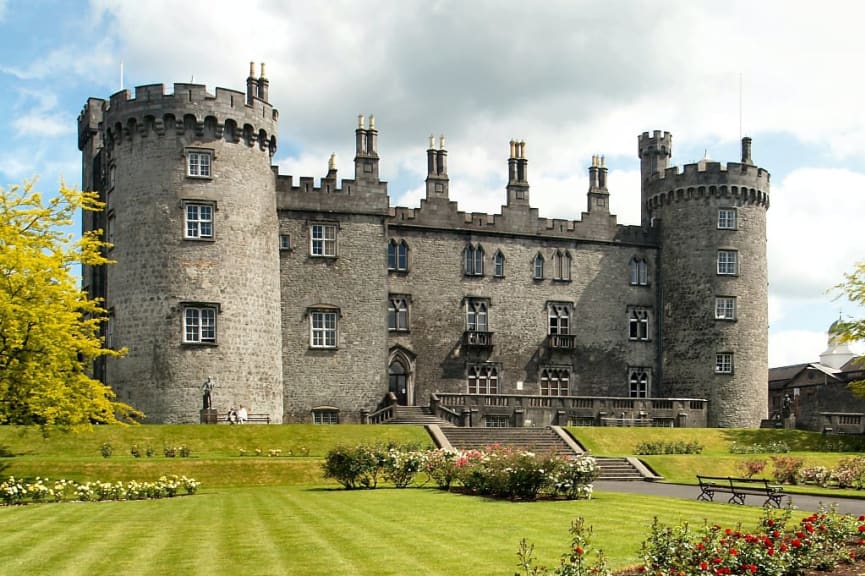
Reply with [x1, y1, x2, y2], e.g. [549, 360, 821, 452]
[0, 0, 863, 368]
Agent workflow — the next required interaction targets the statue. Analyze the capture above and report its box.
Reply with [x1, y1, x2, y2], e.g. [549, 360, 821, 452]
[202, 377, 214, 410]
[782, 393, 792, 419]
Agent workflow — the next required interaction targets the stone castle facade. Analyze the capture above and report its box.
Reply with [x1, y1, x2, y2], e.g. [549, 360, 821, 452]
[78, 66, 770, 427]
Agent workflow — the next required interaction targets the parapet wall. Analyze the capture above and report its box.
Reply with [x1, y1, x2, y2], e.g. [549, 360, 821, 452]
[646, 161, 770, 212]
[100, 83, 278, 153]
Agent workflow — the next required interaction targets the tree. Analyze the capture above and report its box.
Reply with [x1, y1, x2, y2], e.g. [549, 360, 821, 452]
[0, 180, 141, 429]
[833, 260, 865, 393]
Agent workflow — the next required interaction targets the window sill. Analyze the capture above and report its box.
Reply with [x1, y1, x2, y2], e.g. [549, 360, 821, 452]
[182, 341, 218, 348]
[184, 237, 216, 242]
[185, 175, 213, 180]
[310, 254, 338, 259]
[388, 269, 409, 275]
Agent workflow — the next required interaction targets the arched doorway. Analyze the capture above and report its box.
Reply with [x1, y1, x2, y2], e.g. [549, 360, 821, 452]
[387, 347, 415, 406]
[388, 361, 408, 405]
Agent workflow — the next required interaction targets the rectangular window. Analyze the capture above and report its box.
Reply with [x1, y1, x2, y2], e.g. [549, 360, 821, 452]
[540, 367, 570, 396]
[628, 308, 650, 341]
[717, 250, 738, 275]
[629, 368, 650, 398]
[630, 258, 648, 286]
[485, 415, 511, 428]
[388, 295, 410, 332]
[185, 203, 214, 239]
[465, 245, 484, 276]
[106, 212, 116, 245]
[279, 234, 291, 251]
[718, 208, 737, 230]
[310, 310, 338, 348]
[548, 302, 571, 335]
[388, 240, 408, 272]
[466, 299, 489, 332]
[494, 252, 505, 278]
[183, 305, 217, 344]
[715, 353, 733, 374]
[313, 410, 339, 424]
[310, 224, 337, 257]
[715, 296, 736, 320]
[187, 150, 212, 178]
[467, 364, 499, 394]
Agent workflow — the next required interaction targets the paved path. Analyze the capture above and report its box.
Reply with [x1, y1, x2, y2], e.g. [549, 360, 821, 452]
[596, 480, 865, 516]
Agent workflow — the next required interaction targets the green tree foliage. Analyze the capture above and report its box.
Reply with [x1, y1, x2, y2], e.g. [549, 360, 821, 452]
[833, 260, 865, 394]
[0, 180, 141, 428]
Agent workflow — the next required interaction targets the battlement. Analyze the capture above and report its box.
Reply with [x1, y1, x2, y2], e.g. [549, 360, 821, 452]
[638, 130, 672, 158]
[102, 82, 278, 152]
[646, 159, 771, 211]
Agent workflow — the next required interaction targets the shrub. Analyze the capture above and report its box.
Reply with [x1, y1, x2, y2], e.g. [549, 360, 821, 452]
[833, 457, 865, 489]
[321, 444, 381, 489]
[423, 449, 460, 490]
[100, 442, 113, 458]
[736, 458, 767, 479]
[798, 465, 832, 487]
[0, 475, 200, 505]
[730, 441, 791, 454]
[771, 456, 804, 484]
[382, 446, 425, 488]
[517, 516, 612, 576]
[634, 440, 703, 455]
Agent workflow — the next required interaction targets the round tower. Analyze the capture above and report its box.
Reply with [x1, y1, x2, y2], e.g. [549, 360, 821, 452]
[641, 132, 770, 428]
[92, 67, 283, 422]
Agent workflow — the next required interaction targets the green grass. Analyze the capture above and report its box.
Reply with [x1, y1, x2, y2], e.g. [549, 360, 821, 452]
[0, 485, 770, 576]
[1, 424, 863, 575]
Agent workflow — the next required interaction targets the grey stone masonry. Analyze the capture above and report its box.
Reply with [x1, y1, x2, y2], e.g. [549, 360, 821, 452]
[79, 69, 769, 427]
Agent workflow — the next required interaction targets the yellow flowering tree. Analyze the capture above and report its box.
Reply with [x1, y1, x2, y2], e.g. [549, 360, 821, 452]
[0, 181, 141, 428]
[833, 260, 865, 394]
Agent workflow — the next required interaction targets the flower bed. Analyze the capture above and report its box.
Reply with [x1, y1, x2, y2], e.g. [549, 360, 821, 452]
[322, 443, 599, 501]
[1, 475, 200, 505]
[519, 507, 865, 576]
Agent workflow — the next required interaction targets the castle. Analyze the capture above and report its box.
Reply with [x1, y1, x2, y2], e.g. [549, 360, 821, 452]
[78, 65, 770, 428]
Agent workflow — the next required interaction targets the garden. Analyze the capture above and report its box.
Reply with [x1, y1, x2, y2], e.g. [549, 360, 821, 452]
[2, 424, 865, 575]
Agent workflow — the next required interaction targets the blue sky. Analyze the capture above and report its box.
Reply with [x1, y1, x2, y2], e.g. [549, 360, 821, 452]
[1, 0, 863, 367]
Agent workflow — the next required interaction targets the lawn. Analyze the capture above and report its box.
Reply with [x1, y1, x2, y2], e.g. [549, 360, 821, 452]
[1, 424, 862, 575]
[0, 484, 769, 576]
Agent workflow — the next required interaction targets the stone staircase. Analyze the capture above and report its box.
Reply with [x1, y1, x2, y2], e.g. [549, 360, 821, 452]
[437, 426, 579, 458]
[593, 456, 647, 481]
[434, 426, 652, 481]
[385, 406, 456, 426]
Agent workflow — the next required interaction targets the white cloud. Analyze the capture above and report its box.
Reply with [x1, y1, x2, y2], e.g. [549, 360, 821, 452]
[13, 113, 71, 137]
[769, 329, 826, 367]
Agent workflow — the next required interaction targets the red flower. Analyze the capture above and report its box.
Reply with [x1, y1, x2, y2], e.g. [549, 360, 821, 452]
[780, 544, 789, 552]
[700, 562, 709, 571]
[748, 565, 758, 573]
[574, 546, 584, 556]
[805, 524, 814, 533]
[767, 549, 775, 557]
[858, 525, 865, 533]
[767, 519, 775, 527]
[729, 549, 738, 556]
[858, 515, 865, 522]
[697, 543, 705, 551]
[725, 528, 733, 535]
[772, 531, 780, 539]
[713, 557, 723, 565]
[792, 539, 802, 548]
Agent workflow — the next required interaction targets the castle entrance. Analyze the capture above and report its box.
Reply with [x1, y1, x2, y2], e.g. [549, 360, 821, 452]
[387, 347, 415, 406]
[388, 361, 408, 405]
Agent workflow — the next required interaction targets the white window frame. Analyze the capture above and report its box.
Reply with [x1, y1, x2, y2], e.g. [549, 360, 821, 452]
[715, 353, 734, 374]
[717, 250, 738, 275]
[630, 257, 648, 286]
[629, 367, 650, 398]
[388, 295, 410, 332]
[312, 409, 339, 424]
[183, 305, 217, 344]
[184, 202, 214, 240]
[718, 208, 737, 230]
[187, 150, 212, 178]
[540, 367, 570, 397]
[494, 251, 505, 278]
[466, 299, 489, 332]
[388, 240, 408, 272]
[279, 234, 291, 251]
[554, 250, 571, 281]
[310, 224, 337, 257]
[533, 253, 545, 280]
[310, 309, 338, 349]
[464, 244, 484, 276]
[715, 296, 736, 320]
[467, 364, 499, 395]
[548, 302, 572, 335]
[629, 308, 650, 341]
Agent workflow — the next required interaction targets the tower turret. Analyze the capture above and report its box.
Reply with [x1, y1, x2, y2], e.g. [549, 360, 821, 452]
[81, 68, 284, 423]
[638, 130, 672, 228]
[645, 132, 770, 427]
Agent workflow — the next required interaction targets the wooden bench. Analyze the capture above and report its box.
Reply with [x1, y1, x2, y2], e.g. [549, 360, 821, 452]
[222, 412, 271, 424]
[696, 475, 784, 508]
